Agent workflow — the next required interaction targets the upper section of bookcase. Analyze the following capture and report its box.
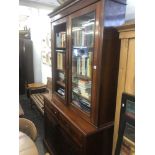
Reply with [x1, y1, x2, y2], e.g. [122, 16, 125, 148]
[48, 0, 99, 20]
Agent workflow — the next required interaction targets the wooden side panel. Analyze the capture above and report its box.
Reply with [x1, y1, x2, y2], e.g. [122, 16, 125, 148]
[98, 28, 120, 126]
[112, 38, 129, 155]
[85, 126, 114, 155]
[125, 38, 135, 95]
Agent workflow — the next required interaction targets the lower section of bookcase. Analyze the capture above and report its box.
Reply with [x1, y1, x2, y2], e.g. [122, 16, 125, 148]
[44, 96, 114, 155]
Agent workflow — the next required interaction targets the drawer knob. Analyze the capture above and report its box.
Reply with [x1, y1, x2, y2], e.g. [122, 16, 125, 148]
[54, 111, 57, 114]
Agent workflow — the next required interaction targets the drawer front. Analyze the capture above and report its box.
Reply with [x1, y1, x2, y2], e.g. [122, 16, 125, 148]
[58, 113, 84, 147]
[45, 101, 59, 119]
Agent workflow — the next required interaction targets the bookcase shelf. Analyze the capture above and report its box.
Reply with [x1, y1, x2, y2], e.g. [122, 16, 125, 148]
[73, 46, 93, 49]
[74, 74, 91, 81]
[56, 68, 65, 72]
[56, 47, 66, 50]
[56, 80, 66, 88]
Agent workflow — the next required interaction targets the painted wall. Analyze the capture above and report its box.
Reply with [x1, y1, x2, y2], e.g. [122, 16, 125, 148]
[30, 8, 52, 83]
[125, 0, 135, 21]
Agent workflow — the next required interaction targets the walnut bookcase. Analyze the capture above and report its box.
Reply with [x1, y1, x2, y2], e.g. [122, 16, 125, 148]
[44, 0, 127, 155]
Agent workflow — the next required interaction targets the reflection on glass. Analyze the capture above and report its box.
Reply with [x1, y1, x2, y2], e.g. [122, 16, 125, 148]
[56, 31, 66, 48]
[71, 12, 95, 113]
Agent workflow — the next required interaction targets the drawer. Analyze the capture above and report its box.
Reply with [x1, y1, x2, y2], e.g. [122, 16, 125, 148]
[45, 101, 59, 119]
[58, 113, 84, 147]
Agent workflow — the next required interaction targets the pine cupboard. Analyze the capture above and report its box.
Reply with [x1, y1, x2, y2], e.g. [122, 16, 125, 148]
[44, 0, 127, 154]
[112, 23, 135, 155]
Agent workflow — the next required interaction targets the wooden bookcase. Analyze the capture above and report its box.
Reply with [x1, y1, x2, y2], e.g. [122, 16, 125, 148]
[44, 0, 127, 155]
[112, 23, 135, 155]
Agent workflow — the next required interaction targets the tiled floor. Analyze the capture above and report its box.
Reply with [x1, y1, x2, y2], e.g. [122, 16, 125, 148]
[20, 94, 47, 155]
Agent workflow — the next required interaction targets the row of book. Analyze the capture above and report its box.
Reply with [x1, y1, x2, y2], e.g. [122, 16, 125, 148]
[58, 72, 65, 82]
[72, 93, 91, 113]
[72, 23, 94, 47]
[57, 88, 65, 97]
[73, 87, 91, 100]
[57, 52, 65, 70]
[56, 31, 66, 48]
[80, 98, 91, 113]
[72, 80, 91, 100]
[76, 52, 92, 77]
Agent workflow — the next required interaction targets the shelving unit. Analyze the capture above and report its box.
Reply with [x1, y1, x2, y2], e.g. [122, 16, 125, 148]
[113, 23, 135, 155]
[44, 0, 127, 155]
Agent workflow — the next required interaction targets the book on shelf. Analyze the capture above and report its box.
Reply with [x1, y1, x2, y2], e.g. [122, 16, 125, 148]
[57, 87, 65, 96]
[77, 57, 81, 75]
[57, 52, 65, 70]
[87, 52, 92, 78]
[78, 79, 91, 87]
[82, 57, 86, 76]
[72, 92, 91, 113]
[79, 97, 91, 112]
[56, 49, 65, 52]
[58, 72, 65, 82]
[72, 79, 91, 100]
[56, 31, 66, 48]
[75, 52, 92, 78]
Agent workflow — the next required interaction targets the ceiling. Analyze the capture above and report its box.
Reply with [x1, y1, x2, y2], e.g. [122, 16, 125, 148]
[19, 0, 60, 10]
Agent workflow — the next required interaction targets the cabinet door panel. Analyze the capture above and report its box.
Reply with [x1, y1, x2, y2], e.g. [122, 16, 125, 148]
[52, 17, 69, 104]
[68, 3, 99, 121]
[45, 111, 82, 155]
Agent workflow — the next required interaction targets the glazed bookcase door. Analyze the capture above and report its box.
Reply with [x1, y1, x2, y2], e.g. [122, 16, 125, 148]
[52, 18, 68, 104]
[69, 4, 99, 120]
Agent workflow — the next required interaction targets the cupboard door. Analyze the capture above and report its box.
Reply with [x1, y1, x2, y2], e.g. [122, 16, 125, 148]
[52, 18, 69, 104]
[44, 111, 58, 155]
[45, 108, 82, 155]
[69, 4, 98, 118]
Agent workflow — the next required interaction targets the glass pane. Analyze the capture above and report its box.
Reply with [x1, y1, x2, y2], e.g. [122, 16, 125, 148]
[71, 12, 95, 114]
[54, 23, 66, 100]
[56, 31, 66, 48]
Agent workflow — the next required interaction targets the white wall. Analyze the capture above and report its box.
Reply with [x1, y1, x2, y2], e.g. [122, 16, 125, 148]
[125, 0, 135, 21]
[39, 11, 52, 84]
[30, 9, 42, 82]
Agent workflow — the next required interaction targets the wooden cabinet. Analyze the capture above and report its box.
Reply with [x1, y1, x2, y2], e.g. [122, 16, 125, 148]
[112, 23, 135, 155]
[44, 94, 114, 155]
[44, 0, 127, 154]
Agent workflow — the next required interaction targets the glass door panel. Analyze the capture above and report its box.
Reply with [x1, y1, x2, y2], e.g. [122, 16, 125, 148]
[71, 11, 95, 114]
[54, 22, 67, 100]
